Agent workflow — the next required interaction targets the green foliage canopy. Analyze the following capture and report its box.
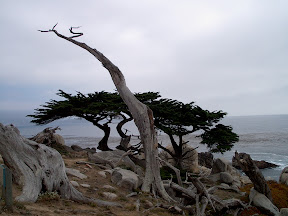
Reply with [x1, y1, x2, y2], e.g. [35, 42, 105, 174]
[28, 90, 238, 155]
[28, 90, 122, 125]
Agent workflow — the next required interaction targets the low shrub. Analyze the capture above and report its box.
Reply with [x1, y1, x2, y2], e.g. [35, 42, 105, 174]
[37, 191, 60, 202]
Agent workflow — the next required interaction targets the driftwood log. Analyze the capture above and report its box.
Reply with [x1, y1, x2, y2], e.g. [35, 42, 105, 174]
[234, 152, 272, 201]
[40, 24, 173, 201]
[0, 123, 120, 207]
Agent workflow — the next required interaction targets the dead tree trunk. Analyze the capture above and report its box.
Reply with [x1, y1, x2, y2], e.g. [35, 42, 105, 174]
[0, 123, 120, 207]
[40, 25, 173, 201]
[234, 152, 272, 201]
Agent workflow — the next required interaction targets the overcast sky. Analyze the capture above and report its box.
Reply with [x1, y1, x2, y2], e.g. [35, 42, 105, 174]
[1, 1, 288, 117]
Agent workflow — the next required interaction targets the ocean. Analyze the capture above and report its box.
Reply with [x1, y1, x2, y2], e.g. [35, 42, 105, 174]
[0, 110, 287, 180]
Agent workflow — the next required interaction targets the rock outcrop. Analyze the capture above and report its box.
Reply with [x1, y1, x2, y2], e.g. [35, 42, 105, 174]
[249, 188, 279, 216]
[66, 168, 87, 180]
[279, 166, 288, 186]
[111, 167, 142, 192]
[232, 153, 278, 169]
[198, 152, 214, 168]
[280, 208, 288, 216]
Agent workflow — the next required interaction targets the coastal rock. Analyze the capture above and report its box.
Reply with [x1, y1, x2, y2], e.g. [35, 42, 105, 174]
[71, 145, 83, 152]
[249, 188, 279, 216]
[198, 152, 214, 168]
[66, 168, 87, 180]
[279, 167, 288, 185]
[219, 183, 230, 189]
[198, 166, 211, 176]
[220, 172, 234, 184]
[280, 208, 288, 216]
[211, 158, 231, 174]
[71, 145, 96, 153]
[111, 167, 141, 191]
[143, 200, 154, 208]
[102, 192, 118, 200]
[232, 178, 242, 188]
[102, 185, 116, 190]
[53, 134, 65, 146]
[232, 153, 278, 169]
[254, 160, 279, 169]
[98, 171, 107, 178]
[159, 144, 199, 173]
[92, 150, 136, 172]
[207, 173, 221, 182]
[29, 127, 74, 155]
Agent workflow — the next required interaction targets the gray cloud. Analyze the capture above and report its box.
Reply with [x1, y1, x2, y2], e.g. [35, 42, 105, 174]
[0, 1, 288, 116]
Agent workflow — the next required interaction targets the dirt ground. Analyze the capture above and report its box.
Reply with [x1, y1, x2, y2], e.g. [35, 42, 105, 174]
[0, 155, 178, 216]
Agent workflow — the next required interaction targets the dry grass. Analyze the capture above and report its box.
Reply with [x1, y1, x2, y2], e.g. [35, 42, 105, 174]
[4, 156, 177, 216]
[240, 180, 288, 210]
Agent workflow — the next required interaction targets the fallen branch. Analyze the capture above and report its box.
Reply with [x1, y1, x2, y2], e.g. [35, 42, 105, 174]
[210, 195, 246, 212]
[158, 156, 183, 187]
[135, 199, 140, 212]
[164, 182, 196, 200]
[190, 177, 215, 211]
[114, 150, 133, 167]
[88, 152, 115, 169]
[200, 197, 208, 216]
[196, 194, 200, 216]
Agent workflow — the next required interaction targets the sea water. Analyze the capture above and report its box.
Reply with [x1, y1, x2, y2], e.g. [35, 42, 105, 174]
[1, 110, 287, 180]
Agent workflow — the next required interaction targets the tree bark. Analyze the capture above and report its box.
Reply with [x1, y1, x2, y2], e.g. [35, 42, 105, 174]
[43, 26, 173, 201]
[92, 122, 111, 151]
[116, 115, 133, 138]
[97, 123, 111, 151]
[0, 123, 120, 207]
[234, 152, 272, 201]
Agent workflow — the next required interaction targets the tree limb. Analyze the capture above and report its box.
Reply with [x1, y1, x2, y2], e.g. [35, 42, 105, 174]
[69, 26, 83, 38]
[40, 24, 174, 202]
[190, 177, 215, 211]
[158, 156, 183, 187]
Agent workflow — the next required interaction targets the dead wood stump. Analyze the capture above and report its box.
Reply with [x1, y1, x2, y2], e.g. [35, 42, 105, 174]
[0, 123, 120, 207]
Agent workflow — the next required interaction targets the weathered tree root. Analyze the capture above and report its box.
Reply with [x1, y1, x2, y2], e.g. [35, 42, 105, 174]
[0, 123, 121, 207]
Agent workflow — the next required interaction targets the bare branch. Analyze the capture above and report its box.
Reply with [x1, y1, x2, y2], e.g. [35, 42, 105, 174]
[158, 143, 175, 158]
[114, 150, 133, 167]
[158, 156, 183, 187]
[182, 146, 199, 159]
[38, 23, 58, 32]
[69, 26, 84, 38]
[164, 182, 196, 200]
[52, 23, 58, 30]
[190, 177, 215, 211]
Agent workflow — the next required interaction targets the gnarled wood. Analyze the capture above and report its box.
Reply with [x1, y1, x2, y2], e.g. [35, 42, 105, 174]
[0, 123, 121, 207]
[234, 152, 272, 201]
[41, 25, 173, 201]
